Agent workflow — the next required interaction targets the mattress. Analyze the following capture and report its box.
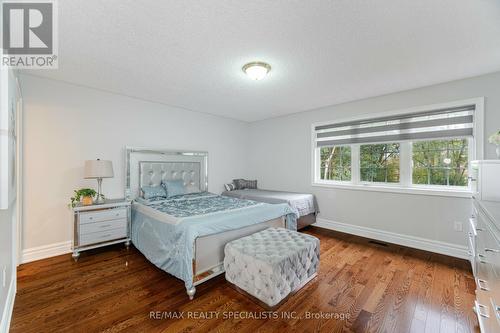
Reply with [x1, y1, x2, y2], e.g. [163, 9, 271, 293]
[224, 227, 320, 307]
[222, 189, 318, 217]
[131, 192, 298, 289]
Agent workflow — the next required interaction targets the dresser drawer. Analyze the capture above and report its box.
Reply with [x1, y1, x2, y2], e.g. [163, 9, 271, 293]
[468, 217, 477, 261]
[79, 227, 127, 246]
[483, 231, 500, 302]
[489, 246, 500, 279]
[468, 232, 475, 257]
[80, 218, 127, 235]
[476, 259, 493, 291]
[478, 223, 500, 258]
[79, 208, 127, 224]
[474, 290, 500, 333]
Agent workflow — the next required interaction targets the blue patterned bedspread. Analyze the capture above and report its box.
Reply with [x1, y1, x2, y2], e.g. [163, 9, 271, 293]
[144, 192, 263, 218]
[131, 192, 298, 290]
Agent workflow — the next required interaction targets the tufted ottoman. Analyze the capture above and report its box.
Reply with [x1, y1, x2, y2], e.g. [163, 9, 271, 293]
[224, 227, 320, 309]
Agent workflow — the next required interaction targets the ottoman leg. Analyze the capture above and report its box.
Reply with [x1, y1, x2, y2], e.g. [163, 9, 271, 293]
[186, 286, 196, 300]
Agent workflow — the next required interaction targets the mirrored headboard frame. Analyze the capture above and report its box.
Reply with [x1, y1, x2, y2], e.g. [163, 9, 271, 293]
[125, 147, 208, 200]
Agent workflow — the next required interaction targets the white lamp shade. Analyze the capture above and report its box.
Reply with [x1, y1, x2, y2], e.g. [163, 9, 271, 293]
[84, 160, 114, 179]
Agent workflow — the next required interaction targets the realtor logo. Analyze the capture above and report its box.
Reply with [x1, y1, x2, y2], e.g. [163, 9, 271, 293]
[2, 1, 58, 68]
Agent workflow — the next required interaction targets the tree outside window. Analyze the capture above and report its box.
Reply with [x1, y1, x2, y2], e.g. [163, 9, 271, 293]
[360, 143, 400, 183]
[320, 146, 351, 181]
[412, 139, 468, 186]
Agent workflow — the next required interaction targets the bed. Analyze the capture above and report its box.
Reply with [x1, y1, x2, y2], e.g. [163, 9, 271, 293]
[125, 148, 298, 299]
[222, 189, 318, 229]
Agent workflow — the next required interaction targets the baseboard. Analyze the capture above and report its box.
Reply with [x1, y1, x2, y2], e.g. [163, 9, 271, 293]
[21, 241, 72, 264]
[313, 218, 469, 259]
[0, 273, 16, 333]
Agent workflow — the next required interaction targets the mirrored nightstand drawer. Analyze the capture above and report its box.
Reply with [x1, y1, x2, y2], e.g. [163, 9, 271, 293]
[79, 208, 127, 224]
[80, 218, 127, 235]
[79, 228, 127, 246]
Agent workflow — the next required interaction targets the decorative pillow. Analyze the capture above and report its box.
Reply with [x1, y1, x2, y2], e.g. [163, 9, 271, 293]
[248, 180, 257, 189]
[185, 183, 201, 194]
[163, 179, 187, 198]
[232, 179, 243, 190]
[224, 183, 236, 191]
[233, 179, 257, 190]
[141, 185, 167, 200]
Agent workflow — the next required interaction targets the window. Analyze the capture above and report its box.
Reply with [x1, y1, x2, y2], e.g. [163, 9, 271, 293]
[312, 99, 483, 195]
[319, 146, 351, 181]
[360, 143, 400, 183]
[412, 139, 469, 186]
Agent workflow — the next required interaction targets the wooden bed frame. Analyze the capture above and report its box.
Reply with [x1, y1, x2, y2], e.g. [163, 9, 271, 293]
[125, 147, 288, 299]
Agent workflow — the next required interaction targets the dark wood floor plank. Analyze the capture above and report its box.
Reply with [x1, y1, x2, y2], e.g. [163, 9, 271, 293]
[11, 227, 478, 333]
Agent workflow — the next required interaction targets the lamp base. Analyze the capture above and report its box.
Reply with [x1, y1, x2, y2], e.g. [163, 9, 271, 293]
[95, 178, 105, 204]
[94, 196, 106, 204]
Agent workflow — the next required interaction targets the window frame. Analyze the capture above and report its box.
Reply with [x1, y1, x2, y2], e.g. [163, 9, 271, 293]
[311, 98, 484, 198]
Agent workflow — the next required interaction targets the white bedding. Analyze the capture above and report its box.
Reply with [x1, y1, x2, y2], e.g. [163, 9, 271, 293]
[222, 189, 318, 217]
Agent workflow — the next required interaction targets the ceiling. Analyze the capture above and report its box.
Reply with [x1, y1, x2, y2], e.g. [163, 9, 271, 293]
[25, 0, 500, 122]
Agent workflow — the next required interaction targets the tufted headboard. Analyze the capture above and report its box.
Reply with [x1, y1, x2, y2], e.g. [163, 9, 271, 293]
[125, 147, 208, 200]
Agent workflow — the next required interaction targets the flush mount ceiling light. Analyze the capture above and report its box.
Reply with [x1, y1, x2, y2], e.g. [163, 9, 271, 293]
[242, 61, 271, 80]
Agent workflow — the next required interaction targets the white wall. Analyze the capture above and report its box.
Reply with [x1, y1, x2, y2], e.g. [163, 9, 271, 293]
[20, 71, 500, 259]
[248, 71, 500, 251]
[20, 74, 250, 250]
[0, 68, 20, 333]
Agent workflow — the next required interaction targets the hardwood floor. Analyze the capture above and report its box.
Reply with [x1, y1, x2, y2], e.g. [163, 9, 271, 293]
[11, 227, 479, 333]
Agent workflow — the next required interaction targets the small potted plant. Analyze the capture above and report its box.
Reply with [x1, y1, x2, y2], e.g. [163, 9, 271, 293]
[69, 188, 98, 208]
[488, 130, 500, 159]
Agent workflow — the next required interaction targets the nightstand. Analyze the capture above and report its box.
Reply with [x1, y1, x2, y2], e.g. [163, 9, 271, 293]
[72, 199, 131, 261]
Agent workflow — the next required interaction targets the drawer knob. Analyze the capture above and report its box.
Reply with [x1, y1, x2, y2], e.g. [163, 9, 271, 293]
[477, 279, 489, 291]
[476, 303, 490, 318]
[484, 248, 500, 253]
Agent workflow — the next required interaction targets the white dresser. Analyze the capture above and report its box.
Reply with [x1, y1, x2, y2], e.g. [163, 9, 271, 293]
[469, 160, 500, 332]
[72, 199, 131, 261]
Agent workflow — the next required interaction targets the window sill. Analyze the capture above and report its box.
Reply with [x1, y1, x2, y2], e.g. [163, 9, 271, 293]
[312, 181, 472, 198]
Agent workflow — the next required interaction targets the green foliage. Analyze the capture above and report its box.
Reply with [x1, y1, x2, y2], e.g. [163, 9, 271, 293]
[320, 146, 351, 181]
[360, 143, 400, 183]
[69, 188, 98, 208]
[319, 139, 468, 187]
[412, 139, 468, 186]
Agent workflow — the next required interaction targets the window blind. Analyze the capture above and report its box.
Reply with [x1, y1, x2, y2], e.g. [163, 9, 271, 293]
[314, 105, 474, 147]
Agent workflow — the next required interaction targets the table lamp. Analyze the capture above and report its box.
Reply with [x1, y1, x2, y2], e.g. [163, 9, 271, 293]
[84, 159, 114, 204]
